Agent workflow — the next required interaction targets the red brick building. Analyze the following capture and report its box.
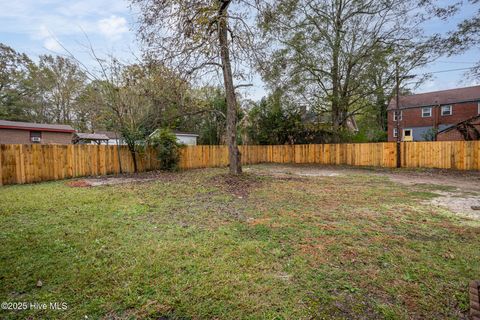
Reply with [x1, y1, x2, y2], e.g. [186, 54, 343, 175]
[437, 115, 480, 141]
[387, 85, 480, 141]
[0, 120, 75, 144]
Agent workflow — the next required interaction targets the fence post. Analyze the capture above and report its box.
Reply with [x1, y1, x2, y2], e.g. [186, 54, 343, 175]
[396, 142, 401, 168]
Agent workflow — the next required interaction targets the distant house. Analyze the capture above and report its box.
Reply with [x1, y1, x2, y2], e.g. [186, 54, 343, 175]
[73, 133, 110, 145]
[0, 120, 75, 145]
[388, 85, 480, 141]
[150, 129, 199, 145]
[94, 131, 126, 145]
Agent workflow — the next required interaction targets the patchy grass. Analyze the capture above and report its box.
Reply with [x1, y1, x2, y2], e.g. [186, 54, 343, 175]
[0, 165, 479, 319]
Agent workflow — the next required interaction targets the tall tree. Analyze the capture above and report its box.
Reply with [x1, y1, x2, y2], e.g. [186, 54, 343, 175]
[259, 0, 431, 136]
[131, 0, 258, 174]
[0, 43, 38, 121]
[91, 60, 154, 173]
[33, 55, 87, 126]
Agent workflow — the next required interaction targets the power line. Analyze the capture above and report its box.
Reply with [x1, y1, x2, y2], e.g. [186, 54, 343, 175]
[411, 66, 477, 78]
[427, 67, 477, 74]
[436, 60, 477, 65]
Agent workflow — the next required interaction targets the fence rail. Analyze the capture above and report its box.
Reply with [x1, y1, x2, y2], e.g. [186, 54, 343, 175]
[1, 141, 479, 186]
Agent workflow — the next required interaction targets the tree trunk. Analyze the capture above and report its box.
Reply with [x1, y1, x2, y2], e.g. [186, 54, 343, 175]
[127, 143, 138, 173]
[218, 6, 242, 175]
[331, 3, 343, 134]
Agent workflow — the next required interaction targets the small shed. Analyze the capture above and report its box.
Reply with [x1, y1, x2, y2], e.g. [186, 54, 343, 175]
[150, 129, 199, 146]
[94, 130, 126, 145]
[173, 131, 199, 145]
[73, 133, 110, 145]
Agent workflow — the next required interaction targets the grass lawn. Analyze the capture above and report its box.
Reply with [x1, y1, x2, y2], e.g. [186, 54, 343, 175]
[0, 165, 479, 319]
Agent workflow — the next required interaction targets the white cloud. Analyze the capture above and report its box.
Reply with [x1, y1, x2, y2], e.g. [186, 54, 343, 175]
[36, 24, 51, 39]
[98, 15, 128, 40]
[43, 37, 62, 52]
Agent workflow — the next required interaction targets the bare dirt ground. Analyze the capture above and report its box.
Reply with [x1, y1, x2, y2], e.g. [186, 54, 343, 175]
[66, 163, 480, 219]
[65, 171, 177, 187]
[246, 164, 480, 220]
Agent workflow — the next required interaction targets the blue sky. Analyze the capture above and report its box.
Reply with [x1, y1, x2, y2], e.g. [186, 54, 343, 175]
[0, 0, 479, 101]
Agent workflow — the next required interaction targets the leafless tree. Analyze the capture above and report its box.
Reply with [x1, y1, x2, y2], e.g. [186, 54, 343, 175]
[131, 0, 260, 174]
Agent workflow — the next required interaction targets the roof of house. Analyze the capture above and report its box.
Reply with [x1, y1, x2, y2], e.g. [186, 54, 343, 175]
[74, 133, 110, 141]
[0, 120, 75, 133]
[387, 85, 480, 110]
[437, 114, 480, 135]
[94, 130, 120, 139]
[149, 129, 199, 138]
[173, 131, 199, 137]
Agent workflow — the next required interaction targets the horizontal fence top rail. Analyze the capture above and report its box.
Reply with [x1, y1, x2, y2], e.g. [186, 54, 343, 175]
[1, 141, 479, 186]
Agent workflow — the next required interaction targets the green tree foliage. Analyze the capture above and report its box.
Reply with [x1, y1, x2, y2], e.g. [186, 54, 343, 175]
[245, 91, 337, 145]
[247, 92, 301, 145]
[33, 55, 87, 126]
[150, 128, 181, 171]
[194, 87, 228, 145]
[426, 0, 480, 78]
[0, 44, 38, 121]
[258, 0, 432, 137]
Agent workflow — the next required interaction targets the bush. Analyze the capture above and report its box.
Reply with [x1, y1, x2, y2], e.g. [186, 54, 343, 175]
[422, 128, 438, 141]
[150, 129, 180, 171]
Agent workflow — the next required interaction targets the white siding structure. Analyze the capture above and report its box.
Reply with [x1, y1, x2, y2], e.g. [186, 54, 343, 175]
[174, 133, 199, 145]
[149, 129, 199, 146]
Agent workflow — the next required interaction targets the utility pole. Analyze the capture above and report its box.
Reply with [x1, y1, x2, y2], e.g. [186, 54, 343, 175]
[395, 61, 401, 168]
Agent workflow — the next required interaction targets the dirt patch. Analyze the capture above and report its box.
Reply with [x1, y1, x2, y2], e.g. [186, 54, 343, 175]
[66, 180, 92, 188]
[245, 166, 343, 178]
[384, 170, 480, 192]
[247, 164, 480, 220]
[209, 173, 263, 198]
[430, 191, 480, 220]
[65, 171, 177, 188]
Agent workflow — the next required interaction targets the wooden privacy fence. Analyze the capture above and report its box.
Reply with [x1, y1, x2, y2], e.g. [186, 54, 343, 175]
[1, 141, 479, 185]
[178, 143, 398, 169]
[179, 142, 480, 170]
[0, 145, 159, 186]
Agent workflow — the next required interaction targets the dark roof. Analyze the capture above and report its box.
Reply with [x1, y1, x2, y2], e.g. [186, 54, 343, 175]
[388, 85, 480, 110]
[437, 114, 480, 134]
[0, 120, 75, 133]
[94, 130, 120, 139]
[74, 133, 110, 140]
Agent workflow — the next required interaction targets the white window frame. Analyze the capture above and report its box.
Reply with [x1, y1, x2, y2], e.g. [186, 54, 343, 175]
[393, 110, 402, 121]
[441, 105, 452, 116]
[478, 101, 480, 115]
[422, 107, 432, 118]
[393, 128, 398, 138]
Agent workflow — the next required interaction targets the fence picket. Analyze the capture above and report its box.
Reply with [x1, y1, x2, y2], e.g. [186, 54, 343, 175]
[0, 141, 479, 185]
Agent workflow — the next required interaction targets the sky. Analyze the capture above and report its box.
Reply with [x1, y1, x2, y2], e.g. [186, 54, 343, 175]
[0, 0, 479, 101]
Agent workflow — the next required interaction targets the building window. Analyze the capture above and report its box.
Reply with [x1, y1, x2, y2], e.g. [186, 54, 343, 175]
[441, 105, 452, 116]
[422, 107, 432, 117]
[30, 131, 42, 143]
[393, 111, 402, 121]
[478, 101, 480, 114]
[393, 128, 398, 138]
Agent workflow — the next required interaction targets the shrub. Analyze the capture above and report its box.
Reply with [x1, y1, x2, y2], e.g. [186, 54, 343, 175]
[422, 128, 438, 141]
[150, 129, 180, 171]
